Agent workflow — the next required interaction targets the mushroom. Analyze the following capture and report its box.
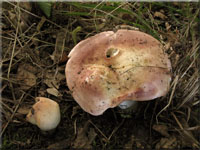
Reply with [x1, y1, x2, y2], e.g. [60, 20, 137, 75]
[26, 97, 61, 131]
[65, 29, 171, 116]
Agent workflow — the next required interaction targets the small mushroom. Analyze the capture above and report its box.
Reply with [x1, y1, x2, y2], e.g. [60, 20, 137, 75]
[65, 29, 171, 116]
[26, 97, 60, 131]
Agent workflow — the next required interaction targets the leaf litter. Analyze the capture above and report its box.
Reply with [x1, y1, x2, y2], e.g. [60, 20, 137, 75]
[1, 2, 199, 149]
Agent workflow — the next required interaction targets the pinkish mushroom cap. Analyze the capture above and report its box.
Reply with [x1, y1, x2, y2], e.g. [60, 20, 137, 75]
[26, 97, 60, 131]
[65, 29, 171, 116]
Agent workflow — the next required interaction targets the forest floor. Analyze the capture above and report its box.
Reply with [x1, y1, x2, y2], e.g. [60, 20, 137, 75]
[1, 2, 200, 149]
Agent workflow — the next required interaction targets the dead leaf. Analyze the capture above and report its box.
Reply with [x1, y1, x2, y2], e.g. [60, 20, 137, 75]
[164, 31, 180, 47]
[71, 106, 81, 118]
[59, 51, 68, 64]
[46, 87, 61, 97]
[16, 64, 37, 90]
[165, 22, 171, 31]
[153, 124, 170, 137]
[124, 135, 135, 149]
[155, 136, 177, 149]
[115, 24, 139, 31]
[171, 53, 180, 68]
[8, 2, 32, 32]
[17, 106, 31, 115]
[136, 141, 144, 149]
[44, 70, 65, 89]
[154, 11, 167, 20]
[179, 118, 200, 148]
[124, 135, 151, 149]
[19, 2, 32, 31]
[51, 29, 68, 64]
[164, 42, 171, 51]
[19, 2, 32, 12]
[73, 121, 97, 149]
[47, 139, 71, 149]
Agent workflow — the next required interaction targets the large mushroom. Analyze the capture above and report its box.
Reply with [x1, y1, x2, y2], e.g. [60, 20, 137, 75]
[26, 97, 61, 131]
[65, 29, 171, 116]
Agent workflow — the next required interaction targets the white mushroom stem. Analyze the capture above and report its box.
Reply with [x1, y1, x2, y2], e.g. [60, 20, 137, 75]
[118, 100, 137, 110]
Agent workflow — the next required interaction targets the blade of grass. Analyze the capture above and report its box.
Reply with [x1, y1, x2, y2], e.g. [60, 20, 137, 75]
[67, 2, 160, 39]
[152, 2, 183, 14]
[37, 2, 52, 18]
[57, 11, 103, 17]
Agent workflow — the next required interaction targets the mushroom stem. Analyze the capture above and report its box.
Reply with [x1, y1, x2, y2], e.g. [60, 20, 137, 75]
[118, 100, 138, 110]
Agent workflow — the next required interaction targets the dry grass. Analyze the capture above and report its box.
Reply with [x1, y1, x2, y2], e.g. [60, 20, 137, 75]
[1, 1, 200, 149]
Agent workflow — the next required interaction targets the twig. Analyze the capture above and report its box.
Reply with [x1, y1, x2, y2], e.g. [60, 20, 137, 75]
[89, 0, 105, 14]
[0, 92, 25, 136]
[6, 1, 64, 29]
[0, 101, 14, 113]
[185, 126, 200, 131]
[171, 112, 183, 129]
[156, 75, 179, 123]
[89, 120, 109, 142]
[106, 2, 128, 18]
[74, 119, 77, 135]
[108, 119, 124, 141]
[171, 112, 200, 147]
[7, 3, 20, 79]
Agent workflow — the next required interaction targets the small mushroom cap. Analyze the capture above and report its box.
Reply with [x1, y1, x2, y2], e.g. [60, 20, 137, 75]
[26, 97, 60, 131]
[65, 29, 171, 116]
